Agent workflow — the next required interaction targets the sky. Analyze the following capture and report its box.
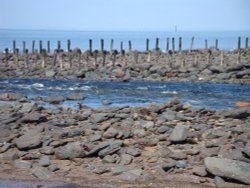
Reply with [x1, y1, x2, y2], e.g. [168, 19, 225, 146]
[0, 0, 249, 31]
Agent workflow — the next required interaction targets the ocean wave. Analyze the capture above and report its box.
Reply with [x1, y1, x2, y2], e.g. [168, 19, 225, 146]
[137, 86, 148, 90]
[32, 83, 44, 88]
[161, 91, 178, 94]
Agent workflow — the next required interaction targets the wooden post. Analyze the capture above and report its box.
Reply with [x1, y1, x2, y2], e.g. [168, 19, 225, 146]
[245, 37, 249, 48]
[102, 50, 106, 67]
[112, 50, 118, 67]
[67, 40, 71, 52]
[53, 50, 58, 67]
[39, 40, 42, 54]
[33, 49, 38, 67]
[128, 40, 132, 52]
[13, 40, 16, 54]
[155, 38, 159, 51]
[22, 41, 26, 54]
[41, 49, 46, 68]
[189, 37, 194, 52]
[220, 51, 224, 66]
[100, 39, 104, 52]
[4, 48, 9, 63]
[120, 41, 123, 53]
[237, 36, 241, 50]
[178, 37, 182, 51]
[32, 40, 35, 54]
[237, 50, 241, 65]
[76, 49, 81, 67]
[205, 39, 208, 49]
[206, 50, 211, 64]
[57, 40, 61, 51]
[172, 37, 175, 52]
[168, 50, 173, 67]
[24, 49, 29, 68]
[68, 50, 73, 68]
[47, 41, 50, 53]
[120, 49, 126, 66]
[146, 38, 149, 51]
[93, 50, 98, 68]
[181, 52, 185, 67]
[215, 39, 218, 50]
[147, 50, 152, 63]
[110, 39, 114, 52]
[15, 49, 19, 66]
[194, 54, 198, 67]
[166, 38, 169, 52]
[58, 50, 63, 69]
[133, 50, 139, 64]
[89, 39, 92, 53]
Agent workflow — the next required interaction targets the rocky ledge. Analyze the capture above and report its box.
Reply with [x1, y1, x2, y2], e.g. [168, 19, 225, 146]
[0, 96, 250, 187]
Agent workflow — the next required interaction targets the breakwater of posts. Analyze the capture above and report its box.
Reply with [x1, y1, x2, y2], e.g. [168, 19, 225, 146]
[0, 37, 250, 83]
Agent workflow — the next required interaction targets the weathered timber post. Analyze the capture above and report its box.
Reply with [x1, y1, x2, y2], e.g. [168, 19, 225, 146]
[128, 41, 132, 52]
[237, 50, 241, 65]
[120, 42, 123, 53]
[15, 49, 19, 67]
[178, 37, 182, 51]
[111, 50, 118, 67]
[237, 36, 241, 50]
[32, 40, 35, 54]
[57, 41, 61, 51]
[68, 49, 73, 68]
[67, 40, 71, 52]
[181, 51, 185, 67]
[220, 51, 224, 66]
[172, 37, 175, 52]
[13, 40, 16, 54]
[146, 38, 149, 51]
[39, 40, 42, 54]
[76, 48, 81, 67]
[189, 37, 194, 52]
[133, 50, 139, 64]
[245, 37, 249, 48]
[33, 50, 38, 67]
[147, 50, 152, 63]
[155, 38, 159, 51]
[100, 39, 104, 52]
[206, 49, 211, 64]
[89, 39, 92, 53]
[168, 50, 173, 68]
[102, 50, 106, 67]
[22, 41, 26, 54]
[93, 50, 98, 68]
[120, 49, 126, 66]
[47, 41, 50, 53]
[24, 49, 29, 68]
[166, 38, 170, 52]
[110, 39, 114, 52]
[53, 50, 58, 67]
[4, 48, 9, 63]
[193, 54, 198, 67]
[215, 39, 218, 50]
[41, 49, 46, 68]
[58, 50, 63, 69]
[156, 50, 161, 64]
[205, 39, 208, 49]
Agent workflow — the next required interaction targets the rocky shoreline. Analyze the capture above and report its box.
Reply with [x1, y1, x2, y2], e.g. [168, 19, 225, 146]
[1, 48, 250, 84]
[0, 95, 250, 187]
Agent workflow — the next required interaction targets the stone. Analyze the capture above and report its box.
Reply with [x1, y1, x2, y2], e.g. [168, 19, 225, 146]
[0, 151, 19, 161]
[44, 95, 65, 104]
[214, 176, 225, 188]
[45, 70, 56, 77]
[102, 155, 116, 163]
[0, 143, 11, 153]
[103, 127, 119, 139]
[119, 154, 133, 165]
[98, 140, 123, 158]
[113, 68, 125, 78]
[55, 142, 84, 159]
[102, 99, 112, 105]
[162, 160, 177, 172]
[14, 132, 42, 150]
[86, 142, 110, 157]
[243, 140, 250, 158]
[118, 168, 143, 181]
[19, 103, 34, 113]
[224, 108, 250, 119]
[157, 126, 170, 134]
[14, 160, 32, 169]
[93, 166, 110, 175]
[91, 113, 109, 123]
[0, 93, 23, 101]
[126, 147, 141, 157]
[135, 120, 154, 130]
[170, 125, 188, 143]
[204, 157, 250, 184]
[111, 165, 129, 175]
[32, 167, 52, 179]
[192, 166, 207, 177]
[39, 155, 51, 167]
[176, 160, 187, 168]
[19, 113, 47, 123]
[66, 95, 85, 100]
[160, 110, 176, 121]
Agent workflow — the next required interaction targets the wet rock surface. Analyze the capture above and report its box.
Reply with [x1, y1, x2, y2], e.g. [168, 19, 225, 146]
[0, 98, 249, 187]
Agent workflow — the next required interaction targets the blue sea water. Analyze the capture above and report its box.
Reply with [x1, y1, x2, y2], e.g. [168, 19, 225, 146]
[0, 29, 250, 52]
[0, 78, 249, 109]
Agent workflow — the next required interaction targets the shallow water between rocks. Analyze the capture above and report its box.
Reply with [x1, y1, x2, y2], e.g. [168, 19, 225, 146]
[0, 78, 249, 109]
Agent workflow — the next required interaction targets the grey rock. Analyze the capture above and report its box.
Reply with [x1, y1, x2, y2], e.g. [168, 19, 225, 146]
[0, 151, 19, 161]
[32, 166, 52, 179]
[14, 132, 42, 150]
[204, 157, 250, 184]
[160, 110, 176, 121]
[86, 142, 110, 157]
[119, 154, 133, 165]
[55, 142, 84, 159]
[14, 160, 32, 169]
[224, 108, 250, 119]
[192, 166, 207, 177]
[176, 160, 187, 168]
[0, 143, 11, 153]
[111, 165, 129, 175]
[93, 166, 110, 175]
[214, 176, 225, 188]
[103, 127, 119, 139]
[98, 140, 123, 158]
[19, 113, 47, 123]
[44, 95, 64, 104]
[66, 95, 85, 100]
[126, 147, 141, 157]
[236, 69, 250, 78]
[102, 155, 116, 163]
[102, 99, 112, 105]
[170, 125, 188, 142]
[19, 103, 34, 113]
[0, 93, 23, 101]
[157, 126, 170, 134]
[243, 140, 250, 158]
[135, 120, 154, 130]
[45, 70, 56, 78]
[39, 155, 51, 167]
[91, 113, 109, 123]
[162, 160, 177, 172]
[118, 168, 143, 181]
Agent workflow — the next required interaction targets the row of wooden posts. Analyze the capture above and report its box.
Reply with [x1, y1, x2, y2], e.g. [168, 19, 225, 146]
[7, 36, 249, 56]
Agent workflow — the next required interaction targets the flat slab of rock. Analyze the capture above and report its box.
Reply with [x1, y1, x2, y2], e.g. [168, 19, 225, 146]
[170, 125, 188, 142]
[204, 157, 250, 184]
[44, 95, 64, 104]
[14, 132, 42, 150]
[55, 142, 84, 159]
[19, 113, 47, 124]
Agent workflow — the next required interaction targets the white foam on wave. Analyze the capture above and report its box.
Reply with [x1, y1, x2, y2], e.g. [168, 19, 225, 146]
[161, 91, 178, 94]
[137, 86, 148, 90]
[32, 83, 44, 88]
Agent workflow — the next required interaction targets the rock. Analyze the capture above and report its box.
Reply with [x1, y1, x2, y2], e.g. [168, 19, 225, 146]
[157, 126, 170, 134]
[119, 154, 133, 165]
[55, 142, 84, 159]
[111, 165, 129, 175]
[135, 120, 154, 130]
[14, 132, 42, 150]
[39, 155, 51, 167]
[14, 160, 32, 169]
[192, 166, 207, 177]
[243, 140, 250, 158]
[224, 108, 250, 119]
[93, 166, 110, 175]
[98, 140, 123, 158]
[44, 95, 64, 104]
[201, 69, 213, 75]
[162, 161, 176, 172]
[160, 110, 176, 121]
[102, 99, 112, 105]
[0, 143, 11, 153]
[118, 168, 143, 181]
[85, 142, 110, 157]
[236, 69, 250, 78]
[209, 66, 223, 73]
[126, 147, 141, 157]
[91, 113, 109, 123]
[19, 103, 34, 113]
[0, 128, 12, 143]
[45, 70, 56, 78]
[214, 176, 225, 188]
[102, 155, 116, 163]
[103, 127, 119, 139]
[0, 93, 23, 101]
[32, 167, 52, 179]
[170, 125, 188, 143]
[19, 113, 47, 123]
[113, 68, 125, 78]
[204, 157, 250, 184]
[66, 95, 85, 100]
[176, 160, 187, 168]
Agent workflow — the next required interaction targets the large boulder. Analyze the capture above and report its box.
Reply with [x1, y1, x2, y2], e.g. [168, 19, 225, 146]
[44, 95, 64, 104]
[223, 108, 250, 119]
[14, 132, 43, 150]
[204, 157, 250, 184]
[55, 142, 84, 159]
[170, 125, 188, 143]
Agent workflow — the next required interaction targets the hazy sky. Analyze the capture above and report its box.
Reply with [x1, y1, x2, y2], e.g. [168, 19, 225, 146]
[0, 0, 249, 31]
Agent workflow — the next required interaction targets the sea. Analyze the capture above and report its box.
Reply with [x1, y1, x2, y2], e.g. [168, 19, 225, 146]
[0, 29, 250, 52]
